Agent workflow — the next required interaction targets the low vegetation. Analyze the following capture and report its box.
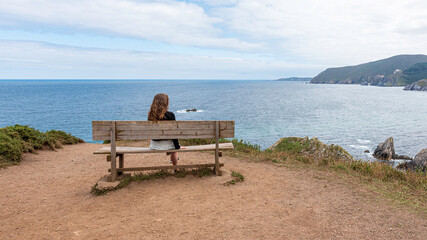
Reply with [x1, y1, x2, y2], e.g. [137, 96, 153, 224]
[181, 137, 426, 212]
[0, 125, 84, 168]
[224, 171, 245, 186]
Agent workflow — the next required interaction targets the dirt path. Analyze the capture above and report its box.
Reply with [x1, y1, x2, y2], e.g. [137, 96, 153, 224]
[0, 143, 425, 239]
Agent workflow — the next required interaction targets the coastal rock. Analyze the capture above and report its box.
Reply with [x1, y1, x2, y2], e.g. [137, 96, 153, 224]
[403, 79, 427, 91]
[373, 137, 395, 161]
[407, 148, 427, 172]
[268, 137, 354, 162]
[186, 108, 197, 112]
[364, 150, 370, 153]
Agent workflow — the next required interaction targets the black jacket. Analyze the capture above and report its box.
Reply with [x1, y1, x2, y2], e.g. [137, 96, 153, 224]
[152, 111, 180, 149]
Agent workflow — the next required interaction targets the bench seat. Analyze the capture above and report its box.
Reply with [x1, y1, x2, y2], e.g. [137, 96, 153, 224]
[94, 142, 234, 154]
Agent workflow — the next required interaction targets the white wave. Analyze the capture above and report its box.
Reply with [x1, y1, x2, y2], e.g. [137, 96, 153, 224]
[356, 139, 371, 144]
[176, 109, 204, 113]
[349, 144, 370, 150]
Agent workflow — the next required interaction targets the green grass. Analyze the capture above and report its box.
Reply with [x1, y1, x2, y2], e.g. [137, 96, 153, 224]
[0, 124, 84, 168]
[91, 167, 216, 196]
[224, 171, 245, 186]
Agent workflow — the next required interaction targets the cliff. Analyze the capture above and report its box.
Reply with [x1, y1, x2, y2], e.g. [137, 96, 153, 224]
[310, 55, 427, 86]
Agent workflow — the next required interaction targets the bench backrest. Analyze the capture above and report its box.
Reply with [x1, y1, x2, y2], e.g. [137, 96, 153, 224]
[92, 120, 235, 141]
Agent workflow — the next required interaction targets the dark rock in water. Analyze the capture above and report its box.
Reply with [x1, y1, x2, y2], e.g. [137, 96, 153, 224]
[364, 150, 370, 153]
[373, 137, 395, 161]
[186, 108, 197, 112]
[373, 137, 413, 161]
[403, 79, 427, 91]
[407, 148, 427, 172]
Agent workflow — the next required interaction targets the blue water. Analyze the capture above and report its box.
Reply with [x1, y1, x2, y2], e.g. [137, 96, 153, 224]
[0, 80, 426, 160]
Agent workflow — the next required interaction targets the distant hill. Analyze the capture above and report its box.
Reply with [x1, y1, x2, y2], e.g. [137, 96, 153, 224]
[276, 77, 312, 81]
[310, 55, 427, 86]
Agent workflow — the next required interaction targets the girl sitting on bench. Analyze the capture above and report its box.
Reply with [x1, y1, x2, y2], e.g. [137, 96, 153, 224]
[148, 93, 184, 165]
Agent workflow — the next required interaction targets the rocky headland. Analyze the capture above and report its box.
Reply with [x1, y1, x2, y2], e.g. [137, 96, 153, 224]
[309, 55, 427, 89]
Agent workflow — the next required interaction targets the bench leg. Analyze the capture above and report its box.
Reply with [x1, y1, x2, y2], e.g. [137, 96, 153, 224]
[215, 121, 220, 176]
[109, 124, 117, 182]
[118, 154, 124, 176]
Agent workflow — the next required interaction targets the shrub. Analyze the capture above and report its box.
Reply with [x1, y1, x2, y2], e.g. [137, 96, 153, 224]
[0, 125, 84, 167]
[231, 139, 260, 152]
[1, 125, 46, 152]
[45, 130, 84, 148]
[0, 131, 23, 163]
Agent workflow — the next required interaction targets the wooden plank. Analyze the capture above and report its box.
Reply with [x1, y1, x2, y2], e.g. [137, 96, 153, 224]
[117, 130, 234, 140]
[93, 120, 234, 140]
[108, 163, 224, 173]
[94, 124, 214, 132]
[215, 121, 220, 176]
[94, 120, 233, 128]
[94, 131, 223, 141]
[110, 122, 117, 182]
[116, 122, 216, 130]
[118, 129, 216, 136]
[93, 142, 234, 154]
[94, 121, 234, 131]
[95, 130, 234, 140]
[92, 121, 113, 126]
[94, 131, 234, 140]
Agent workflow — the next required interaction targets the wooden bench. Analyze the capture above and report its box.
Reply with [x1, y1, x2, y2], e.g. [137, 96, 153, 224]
[92, 120, 235, 181]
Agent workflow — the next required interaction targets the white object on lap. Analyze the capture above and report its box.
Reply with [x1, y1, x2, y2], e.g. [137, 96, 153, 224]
[149, 140, 176, 150]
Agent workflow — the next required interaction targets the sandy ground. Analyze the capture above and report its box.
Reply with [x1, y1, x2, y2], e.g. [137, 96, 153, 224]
[0, 143, 425, 240]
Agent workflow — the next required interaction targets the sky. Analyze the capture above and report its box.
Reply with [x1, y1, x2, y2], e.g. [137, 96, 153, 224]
[0, 0, 426, 79]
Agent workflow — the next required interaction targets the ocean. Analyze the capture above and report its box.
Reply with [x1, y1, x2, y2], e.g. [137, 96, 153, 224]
[0, 80, 426, 160]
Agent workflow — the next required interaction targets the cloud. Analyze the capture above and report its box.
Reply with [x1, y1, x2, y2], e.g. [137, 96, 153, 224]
[0, 0, 260, 51]
[0, 0, 426, 77]
[212, 0, 427, 64]
[0, 40, 320, 79]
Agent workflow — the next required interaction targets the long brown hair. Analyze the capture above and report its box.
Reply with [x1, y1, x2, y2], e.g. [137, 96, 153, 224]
[148, 93, 169, 122]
